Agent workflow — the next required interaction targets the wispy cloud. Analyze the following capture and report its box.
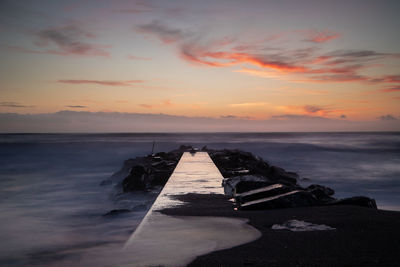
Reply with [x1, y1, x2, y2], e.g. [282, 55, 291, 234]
[299, 30, 341, 43]
[220, 115, 252, 119]
[66, 105, 87, 108]
[139, 100, 174, 109]
[229, 102, 268, 108]
[113, 8, 151, 14]
[127, 54, 151, 60]
[57, 79, 143, 86]
[378, 114, 397, 121]
[135, 20, 189, 43]
[0, 101, 34, 108]
[271, 114, 330, 120]
[278, 104, 335, 117]
[10, 25, 111, 57]
[135, 21, 400, 86]
[139, 104, 154, 109]
[304, 105, 324, 113]
[380, 86, 400, 92]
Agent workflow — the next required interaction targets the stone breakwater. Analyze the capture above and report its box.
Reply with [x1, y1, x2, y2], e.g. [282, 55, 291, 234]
[103, 145, 377, 212]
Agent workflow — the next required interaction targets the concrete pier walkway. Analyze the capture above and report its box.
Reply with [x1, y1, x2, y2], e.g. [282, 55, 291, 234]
[123, 152, 261, 266]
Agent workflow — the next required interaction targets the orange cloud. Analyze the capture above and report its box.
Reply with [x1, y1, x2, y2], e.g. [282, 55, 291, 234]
[136, 21, 399, 85]
[229, 102, 269, 108]
[139, 100, 174, 109]
[380, 86, 400, 92]
[180, 44, 308, 72]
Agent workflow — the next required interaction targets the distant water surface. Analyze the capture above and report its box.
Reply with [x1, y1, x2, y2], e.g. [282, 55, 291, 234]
[0, 132, 399, 266]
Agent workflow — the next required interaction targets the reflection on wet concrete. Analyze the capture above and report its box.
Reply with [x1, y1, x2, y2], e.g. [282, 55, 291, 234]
[124, 152, 261, 266]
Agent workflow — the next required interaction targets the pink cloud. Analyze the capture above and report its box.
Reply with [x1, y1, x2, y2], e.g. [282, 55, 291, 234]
[135, 21, 399, 85]
[301, 30, 341, 43]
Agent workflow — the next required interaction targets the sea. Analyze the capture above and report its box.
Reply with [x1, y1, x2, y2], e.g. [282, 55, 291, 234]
[0, 132, 399, 266]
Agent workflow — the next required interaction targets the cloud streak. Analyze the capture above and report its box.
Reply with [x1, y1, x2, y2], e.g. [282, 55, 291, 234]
[300, 30, 341, 43]
[57, 79, 143, 86]
[136, 21, 400, 87]
[66, 105, 87, 108]
[0, 102, 34, 108]
[139, 100, 174, 109]
[127, 55, 151, 60]
[10, 25, 111, 57]
[135, 20, 189, 43]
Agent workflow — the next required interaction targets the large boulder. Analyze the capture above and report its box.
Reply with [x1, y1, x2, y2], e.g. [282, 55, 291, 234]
[122, 165, 148, 192]
[210, 149, 298, 186]
[239, 190, 320, 210]
[222, 175, 271, 196]
[306, 184, 335, 202]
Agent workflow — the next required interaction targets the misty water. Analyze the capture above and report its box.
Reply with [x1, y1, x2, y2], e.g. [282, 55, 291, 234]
[0, 132, 399, 266]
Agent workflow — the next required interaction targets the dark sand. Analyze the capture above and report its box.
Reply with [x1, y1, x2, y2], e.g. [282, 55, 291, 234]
[159, 193, 400, 267]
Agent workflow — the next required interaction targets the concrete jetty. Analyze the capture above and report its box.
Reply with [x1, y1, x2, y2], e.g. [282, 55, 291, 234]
[123, 152, 261, 266]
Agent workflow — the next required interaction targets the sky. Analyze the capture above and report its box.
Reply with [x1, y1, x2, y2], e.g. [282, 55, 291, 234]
[0, 0, 399, 132]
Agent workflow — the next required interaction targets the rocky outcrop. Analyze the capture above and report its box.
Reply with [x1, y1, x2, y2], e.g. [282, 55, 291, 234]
[209, 148, 377, 210]
[103, 145, 197, 192]
[106, 145, 378, 211]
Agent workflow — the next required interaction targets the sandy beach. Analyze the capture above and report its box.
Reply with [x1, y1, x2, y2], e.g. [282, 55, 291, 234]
[159, 193, 400, 266]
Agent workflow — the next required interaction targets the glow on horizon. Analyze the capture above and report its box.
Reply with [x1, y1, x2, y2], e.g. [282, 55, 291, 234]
[0, 0, 399, 131]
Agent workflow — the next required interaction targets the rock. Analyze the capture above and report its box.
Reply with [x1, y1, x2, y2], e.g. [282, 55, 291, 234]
[209, 149, 298, 187]
[222, 175, 269, 196]
[333, 196, 377, 209]
[122, 165, 148, 192]
[109, 146, 378, 212]
[239, 190, 319, 210]
[235, 180, 276, 194]
[235, 183, 298, 204]
[306, 184, 335, 202]
[267, 166, 298, 185]
[110, 148, 181, 193]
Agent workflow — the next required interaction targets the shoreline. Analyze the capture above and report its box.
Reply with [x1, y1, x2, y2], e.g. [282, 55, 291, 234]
[159, 193, 400, 266]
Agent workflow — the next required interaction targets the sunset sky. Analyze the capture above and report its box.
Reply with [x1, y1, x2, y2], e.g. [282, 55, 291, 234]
[1, 0, 399, 132]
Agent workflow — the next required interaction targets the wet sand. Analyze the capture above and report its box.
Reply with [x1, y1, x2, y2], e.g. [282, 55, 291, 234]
[159, 193, 400, 267]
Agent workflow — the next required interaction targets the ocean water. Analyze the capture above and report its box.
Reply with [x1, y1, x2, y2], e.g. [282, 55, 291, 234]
[0, 132, 399, 266]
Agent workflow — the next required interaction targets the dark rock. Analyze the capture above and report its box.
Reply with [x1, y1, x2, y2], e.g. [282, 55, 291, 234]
[235, 180, 275, 194]
[110, 146, 378, 212]
[267, 166, 298, 185]
[103, 209, 131, 216]
[236, 184, 297, 204]
[239, 190, 319, 210]
[222, 175, 269, 196]
[333, 196, 377, 209]
[122, 165, 148, 192]
[306, 184, 335, 202]
[210, 149, 298, 187]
